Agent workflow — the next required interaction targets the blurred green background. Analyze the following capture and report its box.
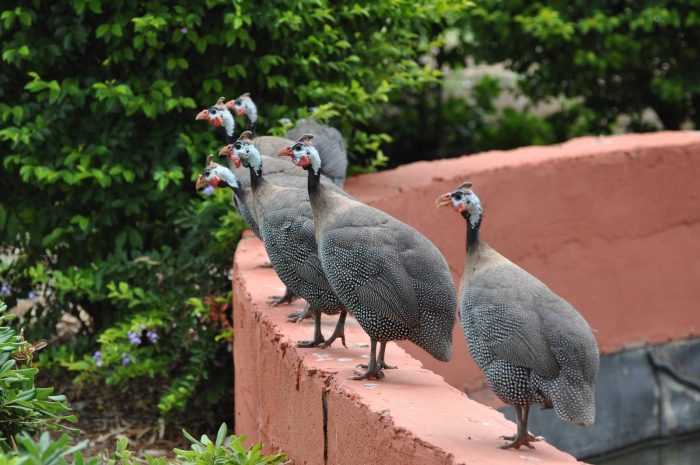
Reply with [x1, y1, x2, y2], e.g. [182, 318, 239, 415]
[1, 0, 697, 431]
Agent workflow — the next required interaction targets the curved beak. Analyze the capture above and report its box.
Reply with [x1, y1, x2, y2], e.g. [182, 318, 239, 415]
[218, 145, 233, 158]
[435, 192, 453, 208]
[278, 146, 294, 157]
[195, 109, 209, 121]
[195, 175, 207, 190]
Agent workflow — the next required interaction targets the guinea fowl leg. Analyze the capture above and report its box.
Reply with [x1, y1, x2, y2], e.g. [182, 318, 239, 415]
[351, 339, 385, 380]
[499, 405, 542, 450]
[357, 341, 397, 370]
[287, 303, 314, 322]
[268, 286, 297, 306]
[297, 307, 325, 348]
[319, 311, 347, 348]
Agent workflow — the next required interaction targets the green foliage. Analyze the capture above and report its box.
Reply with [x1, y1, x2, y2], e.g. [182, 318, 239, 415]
[0, 301, 77, 452]
[175, 424, 286, 465]
[0, 0, 471, 419]
[0, 424, 282, 465]
[461, 1, 700, 130]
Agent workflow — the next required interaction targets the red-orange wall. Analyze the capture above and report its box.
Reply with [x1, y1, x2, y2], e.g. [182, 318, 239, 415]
[345, 132, 700, 391]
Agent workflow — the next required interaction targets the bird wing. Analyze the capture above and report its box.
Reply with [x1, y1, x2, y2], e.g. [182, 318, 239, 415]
[294, 218, 334, 292]
[464, 266, 561, 379]
[325, 224, 421, 328]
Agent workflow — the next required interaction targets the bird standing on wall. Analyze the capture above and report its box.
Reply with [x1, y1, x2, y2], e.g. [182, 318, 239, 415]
[229, 94, 348, 188]
[220, 132, 348, 347]
[436, 182, 599, 450]
[281, 135, 456, 380]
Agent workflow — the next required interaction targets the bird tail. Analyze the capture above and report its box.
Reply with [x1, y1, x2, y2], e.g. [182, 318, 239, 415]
[547, 369, 596, 425]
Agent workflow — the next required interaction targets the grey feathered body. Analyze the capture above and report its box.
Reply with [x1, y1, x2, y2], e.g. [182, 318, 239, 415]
[250, 180, 349, 314]
[229, 138, 336, 238]
[312, 192, 456, 361]
[460, 243, 599, 425]
[286, 121, 347, 187]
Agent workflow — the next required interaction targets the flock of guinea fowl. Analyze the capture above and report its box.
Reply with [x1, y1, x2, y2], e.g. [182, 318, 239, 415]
[193, 94, 600, 450]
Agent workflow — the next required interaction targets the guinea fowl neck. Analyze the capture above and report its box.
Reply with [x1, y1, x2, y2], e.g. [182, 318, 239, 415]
[248, 161, 264, 191]
[307, 166, 324, 205]
[245, 117, 257, 138]
[222, 112, 236, 144]
[462, 211, 482, 251]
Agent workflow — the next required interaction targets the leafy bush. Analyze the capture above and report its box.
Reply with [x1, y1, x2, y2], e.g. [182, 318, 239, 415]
[461, 1, 700, 131]
[0, 0, 470, 418]
[0, 300, 76, 451]
[0, 424, 284, 465]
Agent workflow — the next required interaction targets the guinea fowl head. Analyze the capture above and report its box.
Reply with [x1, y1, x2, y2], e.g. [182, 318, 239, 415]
[278, 134, 321, 174]
[195, 155, 239, 190]
[226, 93, 258, 123]
[220, 131, 260, 171]
[435, 182, 482, 228]
[195, 97, 236, 136]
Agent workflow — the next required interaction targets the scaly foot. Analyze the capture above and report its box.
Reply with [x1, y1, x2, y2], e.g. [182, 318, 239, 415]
[268, 287, 297, 306]
[498, 433, 542, 450]
[351, 366, 385, 380]
[297, 335, 325, 348]
[287, 305, 314, 322]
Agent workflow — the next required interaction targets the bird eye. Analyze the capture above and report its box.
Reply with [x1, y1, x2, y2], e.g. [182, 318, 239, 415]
[233, 143, 242, 150]
[293, 144, 302, 151]
[452, 192, 463, 201]
[235, 99, 242, 105]
[204, 169, 210, 176]
[209, 108, 217, 114]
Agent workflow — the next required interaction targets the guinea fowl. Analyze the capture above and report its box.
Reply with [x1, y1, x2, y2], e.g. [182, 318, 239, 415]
[227, 93, 258, 135]
[436, 182, 599, 450]
[280, 135, 456, 380]
[227, 94, 348, 187]
[196, 98, 301, 305]
[220, 131, 348, 347]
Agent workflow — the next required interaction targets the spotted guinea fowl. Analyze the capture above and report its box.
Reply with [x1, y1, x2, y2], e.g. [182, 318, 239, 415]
[436, 182, 599, 450]
[280, 135, 456, 380]
[196, 97, 302, 306]
[228, 94, 348, 188]
[220, 131, 348, 347]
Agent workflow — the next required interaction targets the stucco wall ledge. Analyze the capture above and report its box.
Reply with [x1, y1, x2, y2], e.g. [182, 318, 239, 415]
[233, 232, 581, 465]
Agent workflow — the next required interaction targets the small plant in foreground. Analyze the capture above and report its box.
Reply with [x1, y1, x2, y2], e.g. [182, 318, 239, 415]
[0, 300, 77, 451]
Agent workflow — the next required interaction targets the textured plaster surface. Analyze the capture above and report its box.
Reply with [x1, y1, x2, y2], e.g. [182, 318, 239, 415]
[345, 131, 700, 393]
[233, 234, 580, 464]
[233, 132, 700, 462]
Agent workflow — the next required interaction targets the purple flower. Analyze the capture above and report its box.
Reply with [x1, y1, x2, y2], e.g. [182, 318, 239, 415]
[180, 27, 189, 35]
[93, 351, 103, 367]
[278, 117, 292, 125]
[28, 291, 37, 301]
[0, 283, 10, 297]
[146, 330, 159, 344]
[127, 331, 142, 345]
[121, 353, 131, 366]
[203, 185, 216, 197]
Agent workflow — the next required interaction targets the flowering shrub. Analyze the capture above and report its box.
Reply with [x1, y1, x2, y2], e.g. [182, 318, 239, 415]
[0, 0, 469, 419]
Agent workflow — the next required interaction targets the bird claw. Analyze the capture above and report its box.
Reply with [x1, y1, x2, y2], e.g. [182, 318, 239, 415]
[350, 367, 385, 380]
[356, 361, 397, 370]
[297, 337, 325, 348]
[498, 433, 542, 450]
[319, 331, 345, 349]
[268, 289, 297, 306]
[287, 309, 314, 322]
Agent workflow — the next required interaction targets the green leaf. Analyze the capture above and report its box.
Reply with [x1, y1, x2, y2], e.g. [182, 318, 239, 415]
[96, 23, 110, 38]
